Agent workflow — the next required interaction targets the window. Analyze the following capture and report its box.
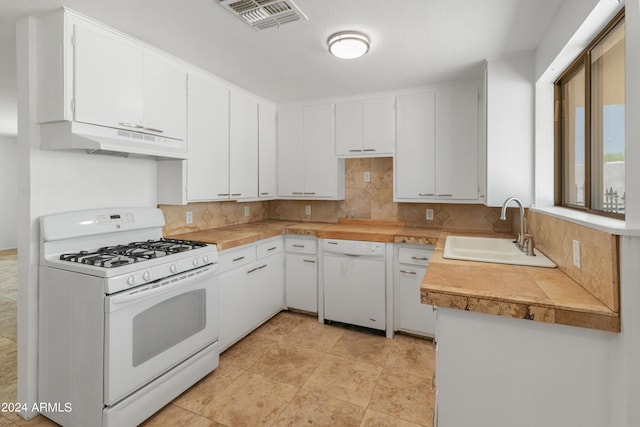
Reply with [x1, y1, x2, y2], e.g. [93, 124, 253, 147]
[555, 10, 625, 218]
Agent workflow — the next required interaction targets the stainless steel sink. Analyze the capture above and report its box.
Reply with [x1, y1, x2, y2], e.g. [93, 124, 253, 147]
[443, 235, 556, 268]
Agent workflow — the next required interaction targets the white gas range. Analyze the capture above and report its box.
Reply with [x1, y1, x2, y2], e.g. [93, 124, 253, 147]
[38, 207, 219, 427]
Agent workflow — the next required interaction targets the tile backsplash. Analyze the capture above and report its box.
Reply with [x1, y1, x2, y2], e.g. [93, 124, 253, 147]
[161, 158, 517, 235]
[527, 210, 619, 312]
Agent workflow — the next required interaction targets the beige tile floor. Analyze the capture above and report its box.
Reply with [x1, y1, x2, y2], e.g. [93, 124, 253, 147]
[0, 249, 436, 426]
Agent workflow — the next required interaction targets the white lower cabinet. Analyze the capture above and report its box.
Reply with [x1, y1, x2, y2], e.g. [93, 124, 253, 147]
[395, 245, 435, 337]
[284, 237, 318, 313]
[218, 237, 284, 351]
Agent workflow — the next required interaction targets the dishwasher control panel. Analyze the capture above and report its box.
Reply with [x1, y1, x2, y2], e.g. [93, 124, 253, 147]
[322, 239, 386, 257]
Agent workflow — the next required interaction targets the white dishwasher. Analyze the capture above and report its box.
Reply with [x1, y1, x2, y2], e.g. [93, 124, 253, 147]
[322, 239, 386, 331]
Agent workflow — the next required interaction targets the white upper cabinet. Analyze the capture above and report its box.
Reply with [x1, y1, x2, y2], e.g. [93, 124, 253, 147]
[277, 105, 345, 199]
[435, 86, 479, 201]
[303, 104, 338, 197]
[73, 25, 144, 132]
[258, 103, 277, 199]
[395, 92, 436, 200]
[277, 108, 305, 196]
[185, 72, 230, 202]
[395, 86, 480, 203]
[484, 55, 534, 207]
[229, 90, 258, 199]
[73, 23, 186, 140]
[142, 53, 188, 140]
[335, 96, 395, 157]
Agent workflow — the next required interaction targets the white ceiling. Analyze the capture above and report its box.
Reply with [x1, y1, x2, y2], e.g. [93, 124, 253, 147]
[0, 0, 565, 136]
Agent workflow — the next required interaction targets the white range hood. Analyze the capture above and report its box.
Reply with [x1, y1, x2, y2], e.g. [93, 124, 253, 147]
[40, 121, 188, 160]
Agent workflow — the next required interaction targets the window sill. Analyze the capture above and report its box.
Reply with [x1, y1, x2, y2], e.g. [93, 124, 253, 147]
[530, 206, 640, 236]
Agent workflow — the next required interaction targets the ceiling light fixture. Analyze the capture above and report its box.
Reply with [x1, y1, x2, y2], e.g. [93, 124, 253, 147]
[327, 31, 370, 59]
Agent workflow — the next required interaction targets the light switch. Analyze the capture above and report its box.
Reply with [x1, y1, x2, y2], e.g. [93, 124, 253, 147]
[305, 205, 312, 216]
[244, 206, 250, 217]
[364, 171, 371, 182]
[186, 211, 193, 225]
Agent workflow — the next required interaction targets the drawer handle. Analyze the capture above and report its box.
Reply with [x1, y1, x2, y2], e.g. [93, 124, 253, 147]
[362, 148, 376, 152]
[327, 242, 338, 245]
[303, 259, 316, 263]
[419, 193, 435, 197]
[232, 256, 245, 262]
[260, 192, 270, 195]
[349, 149, 363, 152]
[248, 264, 268, 274]
[303, 192, 316, 195]
[231, 193, 242, 197]
[292, 244, 305, 248]
[411, 256, 430, 261]
[218, 193, 230, 196]
[437, 194, 452, 197]
[267, 246, 277, 251]
[400, 270, 417, 275]
[292, 192, 304, 195]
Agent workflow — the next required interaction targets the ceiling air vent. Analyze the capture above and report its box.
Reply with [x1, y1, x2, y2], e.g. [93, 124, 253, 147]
[219, 0, 308, 30]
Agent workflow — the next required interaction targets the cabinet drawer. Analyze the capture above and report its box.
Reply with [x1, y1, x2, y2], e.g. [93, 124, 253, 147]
[285, 238, 317, 255]
[257, 238, 283, 259]
[218, 245, 256, 272]
[398, 247, 434, 266]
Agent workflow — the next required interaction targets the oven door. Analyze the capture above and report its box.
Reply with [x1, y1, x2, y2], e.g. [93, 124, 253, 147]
[104, 264, 218, 406]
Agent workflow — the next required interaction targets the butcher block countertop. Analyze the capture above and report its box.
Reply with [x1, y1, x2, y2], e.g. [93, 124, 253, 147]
[420, 233, 620, 333]
[169, 219, 440, 250]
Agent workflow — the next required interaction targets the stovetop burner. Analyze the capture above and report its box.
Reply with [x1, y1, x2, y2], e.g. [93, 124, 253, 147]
[59, 238, 208, 268]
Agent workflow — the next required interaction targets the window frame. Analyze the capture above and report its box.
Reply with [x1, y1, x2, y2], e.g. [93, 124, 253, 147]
[554, 9, 625, 220]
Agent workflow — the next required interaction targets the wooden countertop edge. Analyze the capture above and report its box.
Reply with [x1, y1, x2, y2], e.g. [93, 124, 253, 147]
[420, 233, 621, 333]
[422, 287, 620, 332]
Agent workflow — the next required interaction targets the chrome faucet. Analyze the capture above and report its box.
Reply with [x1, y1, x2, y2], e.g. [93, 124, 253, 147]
[500, 197, 535, 256]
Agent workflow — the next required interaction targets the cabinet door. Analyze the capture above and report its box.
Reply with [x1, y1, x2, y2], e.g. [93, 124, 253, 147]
[285, 253, 317, 313]
[258, 103, 277, 198]
[230, 90, 258, 199]
[363, 96, 395, 154]
[143, 53, 187, 140]
[218, 266, 252, 351]
[186, 73, 229, 201]
[74, 25, 143, 130]
[397, 265, 435, 336]
[435, 86, 479, 200]
[303, 104, 335, 197]
[335, 100, 364, 155]
[395, 92, 436, 200]
[277, 108, 304, 196]
[252, 253, 284, 322]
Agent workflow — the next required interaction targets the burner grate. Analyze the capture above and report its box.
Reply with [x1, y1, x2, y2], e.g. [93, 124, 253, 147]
[59, 239, 208, 268]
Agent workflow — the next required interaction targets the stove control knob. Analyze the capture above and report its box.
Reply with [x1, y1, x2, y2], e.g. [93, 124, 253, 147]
[170, 264, 177, 274]
[203, 255, 209, 264]
[127, 275, 135, 286]
[192, 258, 199, 267]
[143, 271, 151, 281]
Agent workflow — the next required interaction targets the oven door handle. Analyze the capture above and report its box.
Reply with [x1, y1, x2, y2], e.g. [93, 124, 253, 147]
[107, 265, 217, 311]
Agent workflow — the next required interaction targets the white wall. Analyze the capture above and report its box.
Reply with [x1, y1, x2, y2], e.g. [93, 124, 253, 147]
[0, 135, 17, 249]
[485, 53, 534, 207]
[16, 17, 159, 416]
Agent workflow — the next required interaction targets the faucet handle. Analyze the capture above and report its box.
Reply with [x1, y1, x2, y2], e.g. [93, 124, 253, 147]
[521, 234, 536, 256]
